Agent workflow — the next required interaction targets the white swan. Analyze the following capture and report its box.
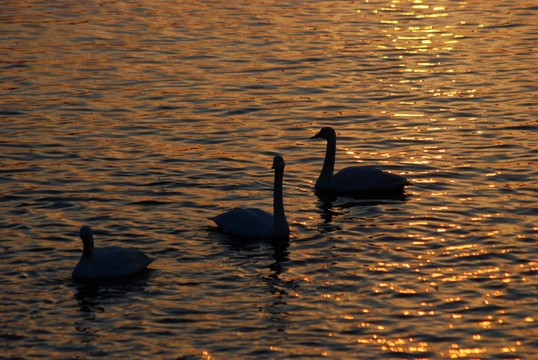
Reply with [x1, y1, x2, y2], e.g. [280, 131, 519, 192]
[311, 127, 410, 194]
[72, 225, 154, 281]
[211, 155, 290, 239]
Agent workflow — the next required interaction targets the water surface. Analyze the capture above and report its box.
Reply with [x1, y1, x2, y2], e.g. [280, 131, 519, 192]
[1, 0, 537, 358]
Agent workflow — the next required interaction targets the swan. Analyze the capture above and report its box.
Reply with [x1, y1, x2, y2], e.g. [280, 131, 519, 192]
[72, 225, 154, 281]
[211, 155, 290, 239]
[310, 127, 410, 194]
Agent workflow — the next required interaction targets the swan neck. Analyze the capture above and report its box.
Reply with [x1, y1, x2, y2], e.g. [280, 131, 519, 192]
[319, 136, 336, 184]
[272, 167, 288, 232]
[82, 237, 94, 258]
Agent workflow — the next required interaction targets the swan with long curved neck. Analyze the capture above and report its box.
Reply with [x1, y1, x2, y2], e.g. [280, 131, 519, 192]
[311, 127, 410, 194]
[211, 155, 290, 239]
[72, 225, 154, 281]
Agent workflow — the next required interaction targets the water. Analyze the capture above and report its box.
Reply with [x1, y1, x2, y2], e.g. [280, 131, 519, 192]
[1, 0, 537, 358]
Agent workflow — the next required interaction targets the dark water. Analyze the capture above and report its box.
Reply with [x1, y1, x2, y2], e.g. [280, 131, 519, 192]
[1, 0, 537, 358]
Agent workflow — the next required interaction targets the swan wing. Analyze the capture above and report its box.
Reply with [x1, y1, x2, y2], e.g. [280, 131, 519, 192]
[73, 246, 153, 280]
[211, 207, 274, 238]
[326, 166, 409, 193]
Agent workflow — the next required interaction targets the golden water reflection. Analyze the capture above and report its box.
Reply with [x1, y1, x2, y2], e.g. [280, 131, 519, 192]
[1, 0, 537, 358]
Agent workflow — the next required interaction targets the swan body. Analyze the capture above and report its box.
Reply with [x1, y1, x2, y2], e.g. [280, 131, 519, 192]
[211, 156, 290, 239]
[72, 225, 154, 281]
[311, 127, 410, 194]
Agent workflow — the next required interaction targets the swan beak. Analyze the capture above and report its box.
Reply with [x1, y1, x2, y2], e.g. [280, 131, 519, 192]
[311, 128, 325, 139]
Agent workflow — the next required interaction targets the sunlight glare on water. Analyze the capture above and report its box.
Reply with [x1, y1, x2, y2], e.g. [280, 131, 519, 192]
[0, 0, 537, 358]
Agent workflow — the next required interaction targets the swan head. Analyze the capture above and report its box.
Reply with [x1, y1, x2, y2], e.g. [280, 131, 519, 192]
[80, 225, 94, 258]
[310, 127, 335, 140]
[271, 155, 285, 171]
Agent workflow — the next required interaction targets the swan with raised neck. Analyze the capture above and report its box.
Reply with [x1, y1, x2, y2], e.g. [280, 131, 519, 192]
[72, 225, 154, 281]
[311, 127, 410, 194]
[211, 155, 290, 239]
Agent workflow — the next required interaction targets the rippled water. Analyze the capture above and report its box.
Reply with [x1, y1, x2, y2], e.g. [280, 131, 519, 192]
[1, 0, 537, 358]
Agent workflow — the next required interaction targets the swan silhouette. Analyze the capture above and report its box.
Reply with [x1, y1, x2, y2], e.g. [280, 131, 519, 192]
[72, 225, 154, 281]
[211, 155, 290, 239]
[311, 127, 410, 194]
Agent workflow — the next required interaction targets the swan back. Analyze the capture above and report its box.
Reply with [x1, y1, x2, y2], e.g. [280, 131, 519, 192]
[212, 207, 274, 238]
